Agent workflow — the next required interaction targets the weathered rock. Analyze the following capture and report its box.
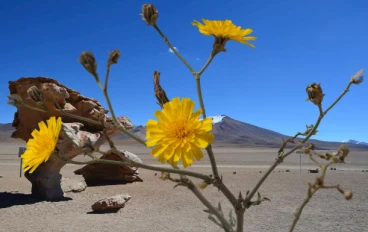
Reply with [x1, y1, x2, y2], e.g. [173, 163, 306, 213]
[92, 194, 131, 212]
[61, 177, 87, 193]
[74, 150, 143, 186]
[8, 77, 134, 201]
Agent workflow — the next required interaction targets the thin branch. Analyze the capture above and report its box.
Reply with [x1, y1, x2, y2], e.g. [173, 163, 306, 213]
[198, 52, 218, 76]
[153, 24, 196, 75]
[184, 178, 234, 232]
[244, 79, 356, 206]
[289, 161, 335, 232]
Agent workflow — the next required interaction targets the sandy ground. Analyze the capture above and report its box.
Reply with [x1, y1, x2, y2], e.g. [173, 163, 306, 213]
[1, 143, 368, 232]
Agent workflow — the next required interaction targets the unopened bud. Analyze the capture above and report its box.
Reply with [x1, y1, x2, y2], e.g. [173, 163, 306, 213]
[78, 51, 97, 76]
[27, 86, 43, 103]
[306, 83, 325, 106]
[107, 49, 121, 66]
[337, 144, 350, 163]
[344, 190, 353, 200]
[351, 69, 364, 85]
[140, 4, 158, 25]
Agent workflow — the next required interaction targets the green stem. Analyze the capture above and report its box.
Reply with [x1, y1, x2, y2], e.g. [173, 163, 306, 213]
[289, 187, 318, 232]
[289, 161, 334, 232]
[323, 82, 353, 116]
[196, 77, 207, 118]
[153, 24, 196, 75]
[198, 52, 217, 76]
[104, 65, 110, 92]
[186, 179, 234, 232]
[236, 208, 245, 232]
[96, 77, 146, 146]
[68, 158, 130, 166]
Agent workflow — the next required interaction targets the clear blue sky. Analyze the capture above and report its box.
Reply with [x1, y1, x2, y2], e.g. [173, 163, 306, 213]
[0, 0, 367, 142]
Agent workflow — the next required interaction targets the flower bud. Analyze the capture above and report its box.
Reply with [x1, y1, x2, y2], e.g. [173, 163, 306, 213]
[107, 49, 121, 66]
[199, 181, 208, 190]
[27, 86, 43, 103]
[78, 51, 97, 76]
[306, 83, 325, 106]
[337, 144, 350, 163]
[344, 190, 353, 200]
[140, 4, 158, 26]
[351, 69, 364, 85]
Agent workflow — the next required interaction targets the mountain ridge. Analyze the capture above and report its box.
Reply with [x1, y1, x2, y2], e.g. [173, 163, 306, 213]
[1, 115, 367, 150]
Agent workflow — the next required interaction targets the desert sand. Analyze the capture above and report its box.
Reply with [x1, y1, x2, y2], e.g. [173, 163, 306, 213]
[1, 144, 368, 232]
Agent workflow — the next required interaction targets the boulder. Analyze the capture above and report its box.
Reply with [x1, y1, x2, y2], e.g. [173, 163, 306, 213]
[74, 150, 143, 186]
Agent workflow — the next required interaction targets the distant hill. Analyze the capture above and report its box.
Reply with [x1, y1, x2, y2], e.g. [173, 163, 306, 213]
[2, 115, 367, 150]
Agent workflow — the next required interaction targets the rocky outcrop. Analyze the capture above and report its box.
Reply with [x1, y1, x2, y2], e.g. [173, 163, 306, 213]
[8, 77, 137, 200]
[74, 150, 143, 186]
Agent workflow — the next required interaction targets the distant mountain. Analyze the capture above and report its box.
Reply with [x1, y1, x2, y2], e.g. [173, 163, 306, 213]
[0, 123, 19, 143]
[2, 116, 368, 150]
[342, 139, 368, 146]
[113, 115, 368, 150]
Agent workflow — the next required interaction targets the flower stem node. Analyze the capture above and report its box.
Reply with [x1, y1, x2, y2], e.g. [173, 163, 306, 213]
[141, 4, 159, 26]
[306, 83, 325, 106]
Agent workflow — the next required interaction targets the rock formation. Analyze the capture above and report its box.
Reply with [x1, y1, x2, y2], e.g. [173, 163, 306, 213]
[74, 150, 143, 186]
[8, 77, 141, 201]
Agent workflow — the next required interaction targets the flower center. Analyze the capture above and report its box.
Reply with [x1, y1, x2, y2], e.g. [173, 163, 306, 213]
[167, 119, 192, 140]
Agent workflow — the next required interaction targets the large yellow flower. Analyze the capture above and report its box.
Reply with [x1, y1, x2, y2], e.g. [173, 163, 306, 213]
[192, 19, 256, 50]
[146, 97, 214, 167]
[21, 117, 62, 173]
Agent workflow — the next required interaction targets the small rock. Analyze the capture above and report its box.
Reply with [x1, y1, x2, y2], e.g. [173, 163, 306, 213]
[259, 171, 262, 173]
[154, 173, 157, 176]
[233, 172, 236, 175]
[61, 177, 87, 193]
[92, 194, 131, 212]
[286, 169, 290, 173]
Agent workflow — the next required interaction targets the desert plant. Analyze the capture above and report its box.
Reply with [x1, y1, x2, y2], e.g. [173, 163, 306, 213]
[7, 4, 364, 232]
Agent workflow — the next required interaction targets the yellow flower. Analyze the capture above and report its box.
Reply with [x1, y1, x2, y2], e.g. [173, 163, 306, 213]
[146, 97, 214, 167]
[21, 117, 62, 173]
[192, 19, 256, 52]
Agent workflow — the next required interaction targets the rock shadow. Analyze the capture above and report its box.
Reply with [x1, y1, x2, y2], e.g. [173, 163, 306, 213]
[0, 191, 72, 209]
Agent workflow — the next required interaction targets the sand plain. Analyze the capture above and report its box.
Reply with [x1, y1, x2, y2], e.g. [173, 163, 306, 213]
[1, 143, 368, 232]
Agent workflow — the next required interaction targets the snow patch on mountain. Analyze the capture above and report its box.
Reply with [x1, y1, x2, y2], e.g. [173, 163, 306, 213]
[342, 139, 368, 146]
[209, 115, 226, 124]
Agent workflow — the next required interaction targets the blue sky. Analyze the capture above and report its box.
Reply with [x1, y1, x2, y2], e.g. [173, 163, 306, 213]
[0, 0, 367, 142]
